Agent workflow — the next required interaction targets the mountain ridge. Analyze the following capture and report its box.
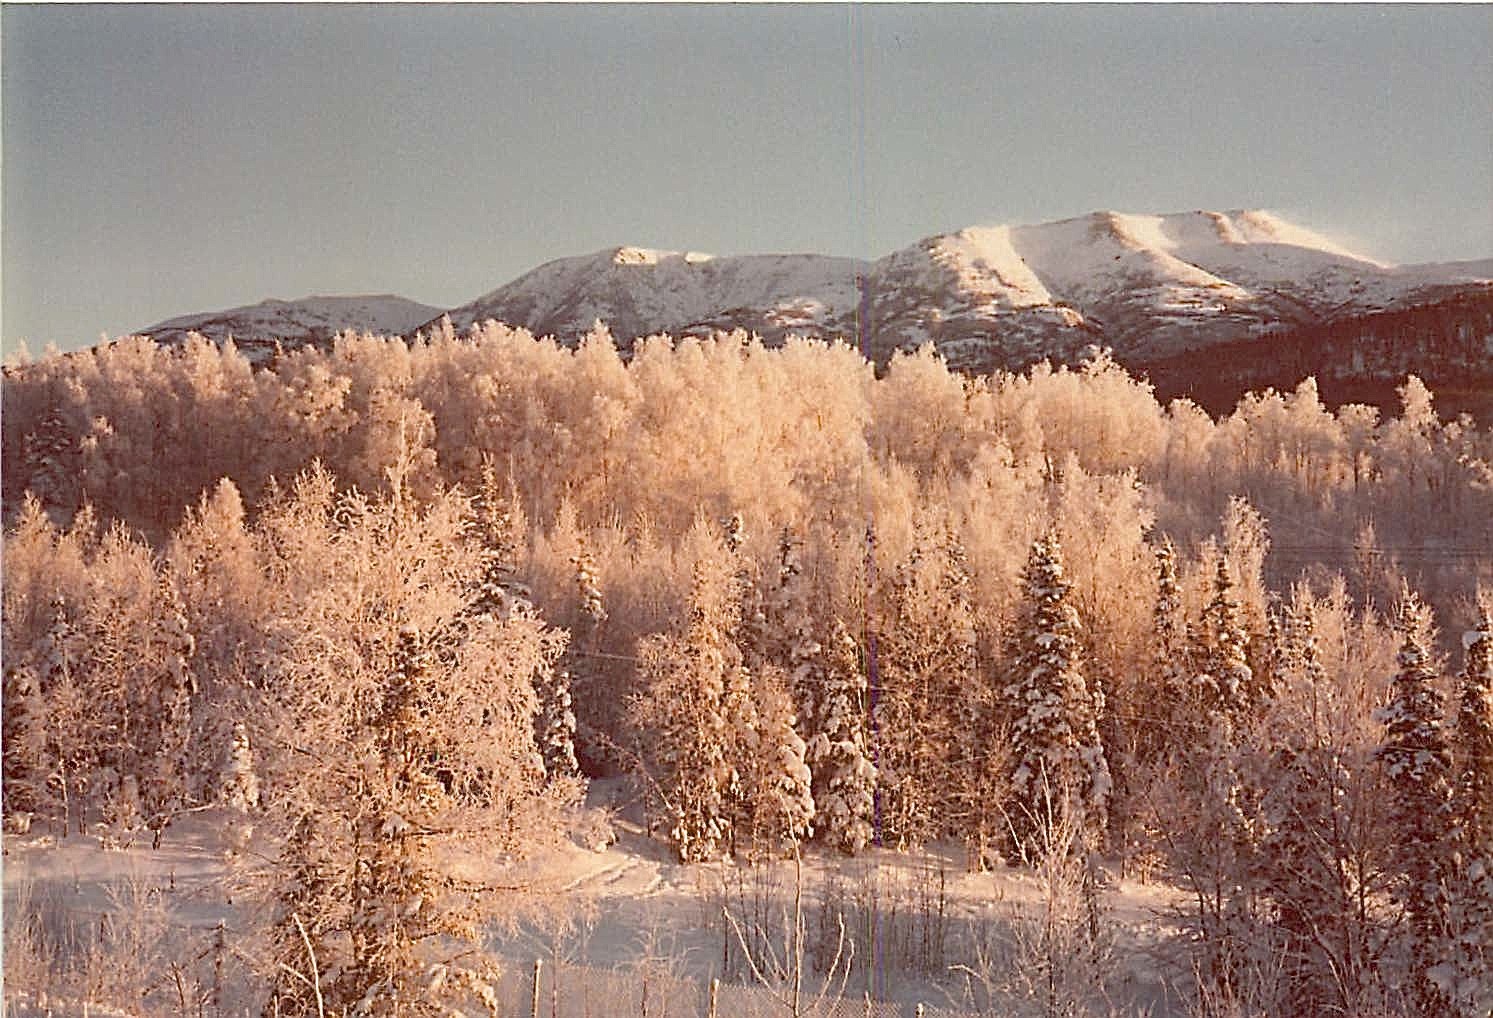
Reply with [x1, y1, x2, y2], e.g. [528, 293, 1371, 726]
[136, 209, 1491, 373]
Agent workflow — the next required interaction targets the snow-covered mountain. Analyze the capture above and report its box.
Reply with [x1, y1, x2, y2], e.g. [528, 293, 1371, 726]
[139, 295, 442, 362]
[418, 209, 1489, 369]
[135, 210, 1489, 374]
[863, 210, 1491, 368]
[423, 247, 869, 351]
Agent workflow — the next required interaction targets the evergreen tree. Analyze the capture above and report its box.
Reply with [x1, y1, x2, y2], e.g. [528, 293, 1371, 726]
[566, 540, 608, 771]
[144, 575, 196, 842]
[744, 665, 815, 859]
[1, 659, 44, 823]
[339, 626, 455, 1011]
[0, 592, 62, 819]
[1196, 557, 1254, 717]
[1449, 605, 1493, 1016]
[1004, 533, 1110, 857]
[571, 544, 606, 630]
[770, 527, 823, 730]
[22, 595, 88, 827]
[936, 520, 1003, 862]
[871, 528, 965, 848]
[262, 811, 341, 1018]
[721, 653, 760, 853]
[258, 476, 556, 1015]
[807, 623, 877, 855]
[534, 665, 581, 784]
[470, 462, 529, 620]
[1152, 536, 1190, 729]
[21, 405, 78, 524]
[1259, 602, 1359, 1014]
[638, 549, 739, 863]
[1374, 589, 1456, 1018]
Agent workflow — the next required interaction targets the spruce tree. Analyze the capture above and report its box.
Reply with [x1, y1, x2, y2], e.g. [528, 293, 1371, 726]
[807, 623, 877, 855]
[1259, 602, 1356, 1014]
[566, 541, 607, 771]
[1196, 557, 1253, 717]
[21, 405, 78, 524]
[1450, 606, 1493, 1016]
[145, 575, 196, 842]
[534, 666, 581, 783]
[1004, 533, 1110, 857]
[721, 655, 760, 853]
[340, 626, 453, 1011]
[23, 595, 87, 828]
[639, 551, 739, 863]
[1375, 589, 1456, 1018]
[259, 475, 556, 1015]
[745, 666, 815, 859]
[0, 592, 60, 822]
[470, 462, 528, 621]
[936, 520, 999, 859]
[871, 534, 942, 848]
[1152, 537, 1190, 736]
[770, 527, 823, 732]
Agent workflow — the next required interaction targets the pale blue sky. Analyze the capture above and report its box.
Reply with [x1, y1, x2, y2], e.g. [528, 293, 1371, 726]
[4, 4, 1490, 352]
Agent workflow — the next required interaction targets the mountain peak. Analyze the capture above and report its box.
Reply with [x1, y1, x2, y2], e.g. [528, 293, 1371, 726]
[608, 246, 714, 266]
[132, 206, 1487, 373]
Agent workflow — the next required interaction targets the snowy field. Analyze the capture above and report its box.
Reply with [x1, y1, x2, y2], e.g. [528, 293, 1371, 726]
[3, 778, 1191, 1018]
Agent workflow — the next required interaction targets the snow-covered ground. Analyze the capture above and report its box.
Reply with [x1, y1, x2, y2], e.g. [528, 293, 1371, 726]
[3, 780, 1193, 1017]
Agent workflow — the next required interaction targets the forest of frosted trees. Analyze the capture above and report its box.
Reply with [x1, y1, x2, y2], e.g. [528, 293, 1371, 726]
[3, 322, 1491, 1015]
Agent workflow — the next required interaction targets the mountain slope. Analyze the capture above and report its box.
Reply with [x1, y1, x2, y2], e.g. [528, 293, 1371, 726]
[139, 295, 442, 362]
[866, 210, 1490, 368]
[421, 248, 869, 351]
[132, 210, 1490, 376]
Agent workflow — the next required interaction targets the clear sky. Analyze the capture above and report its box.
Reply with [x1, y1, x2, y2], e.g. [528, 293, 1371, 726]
[4, 3, 1490, 353]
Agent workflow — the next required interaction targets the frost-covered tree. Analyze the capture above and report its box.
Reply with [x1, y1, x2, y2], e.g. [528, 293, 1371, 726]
[469, 461, 530, 620]
[534, 664, 581, 784]
[806, 623, 877, 855]
[1, 657, 45, 821]
[635, 544, 740, 862]
[741, 665, 814, 859]
[20, 404, 79, 524]
[1449, 604, 1493, 1016]
[571, 544, 606, 630]
[1374, 588, 1456, 1018]
[1004, 533, 1110, 857]
[768, 527, 822, 730]
[1257, 600, 1361, 1014]
[143, 575, 196, 841]
[871, 518, 979, 849]
[721, 649, 760, 854]
[257, 469, 565, 1015]
[563, 533, 609, 771]
[0, 595, 73, 823]
[1150, 536, 1190, 753]
[1195, 557, 1254, 717]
